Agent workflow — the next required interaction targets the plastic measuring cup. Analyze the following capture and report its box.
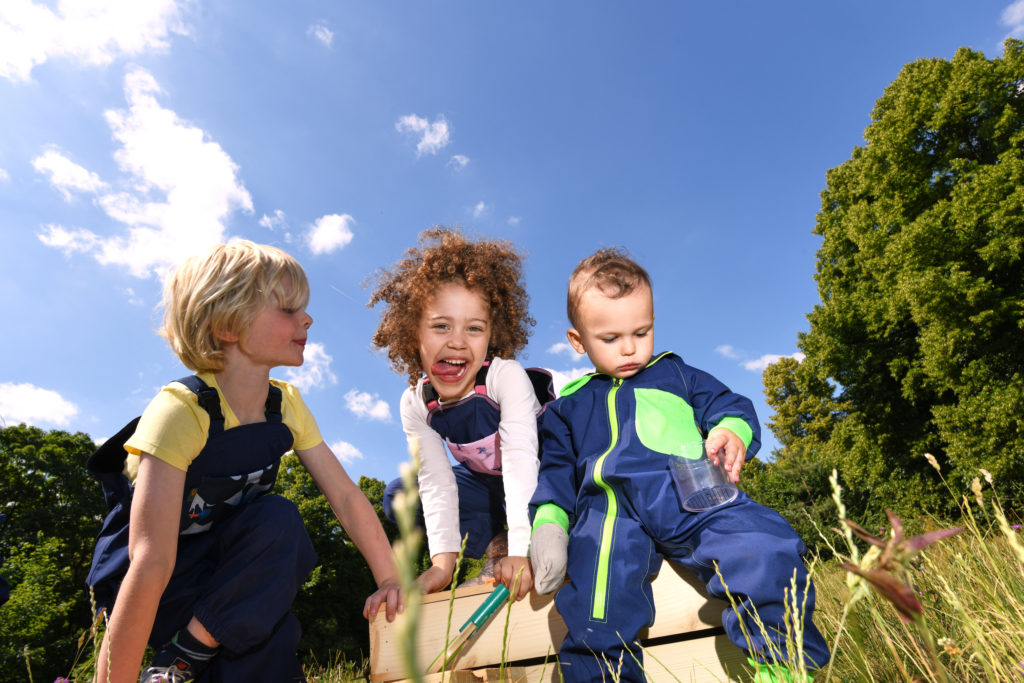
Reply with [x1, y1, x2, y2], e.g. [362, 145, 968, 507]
[669, 439, 738, 512]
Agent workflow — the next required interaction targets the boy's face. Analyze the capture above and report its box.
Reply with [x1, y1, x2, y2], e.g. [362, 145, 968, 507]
[567, 284, 654, 379]
[235, 294, 313, 370]
[418, 281, 492, 401]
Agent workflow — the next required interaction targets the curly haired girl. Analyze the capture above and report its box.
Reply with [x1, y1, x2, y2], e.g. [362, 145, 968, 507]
[369, 227, 547, 600]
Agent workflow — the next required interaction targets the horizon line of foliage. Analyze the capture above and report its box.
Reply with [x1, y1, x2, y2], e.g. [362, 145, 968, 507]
[745, 40, 1024, 547]
[0, 423, 398, 683]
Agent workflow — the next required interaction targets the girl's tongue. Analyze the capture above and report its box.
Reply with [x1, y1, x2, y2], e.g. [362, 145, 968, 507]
[431, 360, 467, 382]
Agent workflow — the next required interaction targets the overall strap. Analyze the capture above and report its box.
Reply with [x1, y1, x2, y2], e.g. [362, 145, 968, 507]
[175, 376, 225, 436]
[524, 367, 556, 407]
[265, 384, 283, 423]
[174, 376, 283, 430]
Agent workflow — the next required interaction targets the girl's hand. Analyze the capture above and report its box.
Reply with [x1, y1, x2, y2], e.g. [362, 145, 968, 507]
[415, 552, 458, 593]
[497, 555, 533, 600]
[706, 428, 747, 483]
[363, 579, 403, 622]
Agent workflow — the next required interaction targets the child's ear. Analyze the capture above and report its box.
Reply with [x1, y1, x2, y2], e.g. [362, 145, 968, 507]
[214, 326, 240, 344]
[566, 328, 586, 356]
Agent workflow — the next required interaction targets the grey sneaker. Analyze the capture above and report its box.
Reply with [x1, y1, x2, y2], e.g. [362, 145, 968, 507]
[139, 663, 194, 683]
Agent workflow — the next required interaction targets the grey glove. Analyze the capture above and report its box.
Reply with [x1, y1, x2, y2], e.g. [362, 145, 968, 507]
[529, 523, 568, 594]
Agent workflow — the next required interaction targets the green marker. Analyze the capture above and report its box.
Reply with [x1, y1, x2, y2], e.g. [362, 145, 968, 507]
[427, 583, 511, 674]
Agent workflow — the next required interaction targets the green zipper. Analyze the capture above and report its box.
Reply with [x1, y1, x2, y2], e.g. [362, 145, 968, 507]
[590, 378, 621, 621]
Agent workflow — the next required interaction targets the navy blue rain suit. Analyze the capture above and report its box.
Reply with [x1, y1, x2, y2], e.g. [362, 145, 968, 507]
[530, 352, 829, 682]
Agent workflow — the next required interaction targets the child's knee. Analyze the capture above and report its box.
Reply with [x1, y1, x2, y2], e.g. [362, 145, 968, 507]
[223, 495, 312, 557]
[382, 477, 404, 524]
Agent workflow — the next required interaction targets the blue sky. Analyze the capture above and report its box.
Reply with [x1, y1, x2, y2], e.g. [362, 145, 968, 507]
[1, 1, 1020, 484]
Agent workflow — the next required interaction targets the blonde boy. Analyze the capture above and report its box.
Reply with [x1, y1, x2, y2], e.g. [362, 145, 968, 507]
[88, 241, 400, 683]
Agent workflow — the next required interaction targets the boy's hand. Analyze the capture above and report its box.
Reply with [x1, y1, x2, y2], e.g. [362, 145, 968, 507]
[530, 523, 568, 594]
[706, 428, 747, 483]
[363, 579, 403, 622]
[496, 555, 533, 601]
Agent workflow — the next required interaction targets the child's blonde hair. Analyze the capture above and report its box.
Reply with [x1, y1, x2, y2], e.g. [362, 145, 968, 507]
[161, 240, 310, 372]
[567, 247, 651, 329]
[368, 226, 534, 385]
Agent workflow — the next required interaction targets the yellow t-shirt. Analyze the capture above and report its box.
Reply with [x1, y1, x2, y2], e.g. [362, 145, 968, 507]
[123, 372, 323, 479]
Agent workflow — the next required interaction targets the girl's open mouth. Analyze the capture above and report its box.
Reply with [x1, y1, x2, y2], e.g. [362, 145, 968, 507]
[431, 359, 468, 382]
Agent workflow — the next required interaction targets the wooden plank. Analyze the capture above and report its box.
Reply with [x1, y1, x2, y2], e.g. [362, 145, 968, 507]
[370, 561, 734, 682]
[385, 635, 750, 683]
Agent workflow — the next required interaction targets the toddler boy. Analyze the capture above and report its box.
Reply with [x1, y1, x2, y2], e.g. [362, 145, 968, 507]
[530, 248, 829, 682]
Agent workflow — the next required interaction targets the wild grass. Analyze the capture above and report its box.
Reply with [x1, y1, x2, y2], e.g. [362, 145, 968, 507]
[48, 456, 1022, 682]
[811, 464, 1024, 682]
[306, 459, 1024, 683]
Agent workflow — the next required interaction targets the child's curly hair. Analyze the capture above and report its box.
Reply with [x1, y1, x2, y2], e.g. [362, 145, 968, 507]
[368, 226, 534, 385]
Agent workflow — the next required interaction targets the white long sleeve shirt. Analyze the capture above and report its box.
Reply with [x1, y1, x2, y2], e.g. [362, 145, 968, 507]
[400, 357, 541, 558]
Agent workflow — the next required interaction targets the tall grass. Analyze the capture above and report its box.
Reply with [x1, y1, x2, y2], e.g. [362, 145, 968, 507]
[308, 459, 1024, 682]
[48, 455, 1022, 682]
[813, 463, 1024, 682]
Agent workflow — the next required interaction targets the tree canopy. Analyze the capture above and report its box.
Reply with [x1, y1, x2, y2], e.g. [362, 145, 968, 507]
[754, 41, 1024, 533]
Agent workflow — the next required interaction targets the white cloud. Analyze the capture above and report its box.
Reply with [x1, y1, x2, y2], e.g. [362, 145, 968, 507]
[507, 216, 520, 226]
[308, 213, 354, 255]
[715, 344, 742, 360]
[259, 209, 286, 230]
[259, 209, 293, 243]
[0, 382, 78, 427]
[0, 167, 9, 181]
[548, 341, 587, 362]
[283, 342, 337, 392]
[1003, 0, 1024, 36]
[716, 344, 805, 372]
[472, 201, 487, 219]
[307, 21, 333, 47]
[742, 352, 806, 372]
[395, 114, 451, 156]
[545, 367, 593, 397]
[0, 0, 191, 82]
[35, 66, 253, 278]
[344, 389, 392, 422]
[32, 148, 108, 200]
[37, 224, 101, 255]
[448, 154, 469, 168]
[125, 287, 144, 306]
[329, 439, 364, 465]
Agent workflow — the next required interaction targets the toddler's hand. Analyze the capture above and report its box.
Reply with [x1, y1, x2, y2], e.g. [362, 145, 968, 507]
[530, 524, 568, 594]
[497, 555, 533, 601]
[706, 428, 747, 483]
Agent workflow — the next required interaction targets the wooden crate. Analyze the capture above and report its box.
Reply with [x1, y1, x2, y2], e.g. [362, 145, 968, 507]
[369, 561, 751, 682]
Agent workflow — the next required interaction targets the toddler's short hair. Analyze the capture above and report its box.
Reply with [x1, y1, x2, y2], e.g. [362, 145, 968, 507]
[567, 247, 651, 329]
[161, 240, 310, 372]
[368, 226, 534, 385]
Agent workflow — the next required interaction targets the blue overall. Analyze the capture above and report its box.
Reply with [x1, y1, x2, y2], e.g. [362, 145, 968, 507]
[531, 352, 829, 682]
[86, 377, 317, 682]
[383, 363, 553, 558]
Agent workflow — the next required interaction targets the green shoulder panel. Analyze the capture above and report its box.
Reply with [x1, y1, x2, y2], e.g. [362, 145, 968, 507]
[560, 352, 675, 397]
[559, 373, 594, 396]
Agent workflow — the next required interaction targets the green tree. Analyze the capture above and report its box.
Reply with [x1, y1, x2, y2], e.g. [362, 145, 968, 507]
[0, 424, 105, 682]
[275, 456, 397, 665]
[757, 41, 1024, 533]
